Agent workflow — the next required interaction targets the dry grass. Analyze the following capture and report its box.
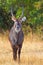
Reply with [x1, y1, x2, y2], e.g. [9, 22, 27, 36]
[0, 33, 43, 65]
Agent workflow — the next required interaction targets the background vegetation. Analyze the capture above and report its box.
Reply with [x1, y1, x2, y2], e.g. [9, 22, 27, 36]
[0, 0, 43, 37]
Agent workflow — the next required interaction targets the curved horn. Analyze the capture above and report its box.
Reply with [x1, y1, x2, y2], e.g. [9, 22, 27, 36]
[11, 7, 14, 17]
[19, 7, 24, 20]
[11, 6, 16, 21]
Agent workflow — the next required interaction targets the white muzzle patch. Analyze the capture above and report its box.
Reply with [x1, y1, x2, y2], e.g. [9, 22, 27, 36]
[15, 28, 21, 33]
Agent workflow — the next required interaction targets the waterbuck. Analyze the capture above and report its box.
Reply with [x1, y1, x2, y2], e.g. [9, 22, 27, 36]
[9, 7, 26, 62]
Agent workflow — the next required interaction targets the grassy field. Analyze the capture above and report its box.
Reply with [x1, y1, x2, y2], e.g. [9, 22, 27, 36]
[0, 33, 43, 65]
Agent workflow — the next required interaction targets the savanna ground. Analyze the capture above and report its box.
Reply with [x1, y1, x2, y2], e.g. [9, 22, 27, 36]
[0, 31, 43, 65]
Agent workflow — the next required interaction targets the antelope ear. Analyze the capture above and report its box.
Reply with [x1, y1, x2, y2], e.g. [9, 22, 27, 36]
[11, 16, 16, 22]
[21, 16, 26, 22]
[20, 16, 26, 23]
[19, 16, 26, 23]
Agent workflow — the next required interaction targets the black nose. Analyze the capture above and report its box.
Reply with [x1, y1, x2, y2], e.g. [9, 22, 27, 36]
[17, 26, 19, 29]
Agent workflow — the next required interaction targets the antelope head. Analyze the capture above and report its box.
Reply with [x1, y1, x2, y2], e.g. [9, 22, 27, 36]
[11, 7, 26, 33]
